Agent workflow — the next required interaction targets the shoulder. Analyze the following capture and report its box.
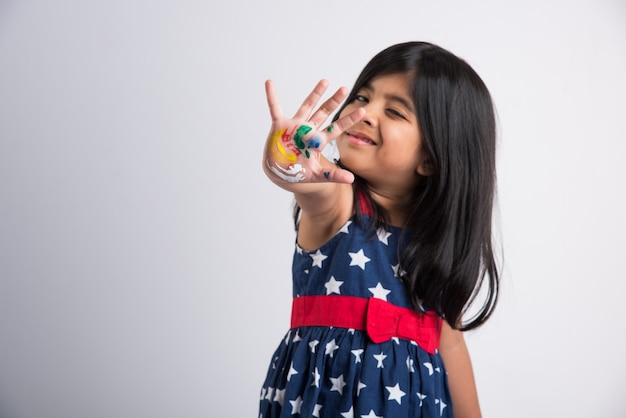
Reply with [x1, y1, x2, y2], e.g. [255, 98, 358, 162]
[296, 182, 354, 251]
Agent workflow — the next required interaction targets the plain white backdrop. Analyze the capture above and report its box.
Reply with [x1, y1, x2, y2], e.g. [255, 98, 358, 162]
[1, 0, 625, 417]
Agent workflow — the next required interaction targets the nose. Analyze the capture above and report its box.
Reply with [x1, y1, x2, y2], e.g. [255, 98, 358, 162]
[360, 105, 377, 128]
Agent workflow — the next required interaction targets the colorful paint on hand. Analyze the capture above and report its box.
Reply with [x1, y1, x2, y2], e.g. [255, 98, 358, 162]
[326, 124, 334, 133]
[269, 127, 300, 165]
[267, 160, 306, 183]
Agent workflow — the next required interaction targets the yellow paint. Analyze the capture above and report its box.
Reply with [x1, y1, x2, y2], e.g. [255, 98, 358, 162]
[270, 128, 298, 165]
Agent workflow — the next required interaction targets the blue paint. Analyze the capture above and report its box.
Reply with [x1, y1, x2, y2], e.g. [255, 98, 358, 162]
[324, 171, 330, 179]
[307, 135, 322, 149]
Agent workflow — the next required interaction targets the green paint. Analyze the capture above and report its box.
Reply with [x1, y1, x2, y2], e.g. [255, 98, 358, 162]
[326, 125, 334, 133]
[293, 125, 313, 154]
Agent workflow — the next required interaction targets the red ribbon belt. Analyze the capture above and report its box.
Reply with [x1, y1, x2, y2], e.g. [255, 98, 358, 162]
[290, 295, 442, 355]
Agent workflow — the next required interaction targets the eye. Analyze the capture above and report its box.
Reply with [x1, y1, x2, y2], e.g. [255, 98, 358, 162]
[353, 94, 369, 104]
[387, 108, 408, 120]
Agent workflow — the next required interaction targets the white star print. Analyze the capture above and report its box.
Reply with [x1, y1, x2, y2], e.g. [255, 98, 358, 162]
[391, 337, 400, 344]
[325, 339, 339, 357]
[373, 352, 387, 368]
[312, 367, 320, 387]
[423, 362, 434, 375]
[361, 410, 382, 418]
[357, 380, 367, 396]
[391, 263, 406, 278]
[386, 383, 406, 405]
[348, 248, 370, 270]
[325, 276, 343, 295]
[368, 282, 391, 301]
[265, 387, 274, 401]
[273, 388, 285, 406]
[340, 406, 354, 418]
[329, 374, 346, 395]
[313, 404, 322, 417]
[284, 331, 291, 345]
[259, 387, 266, 400]
[310, 249, 328, 268]
[376, 228, 391, 245]
[309, 340, 319, 353]
[417, 392, 427, 407]
[436, 399, 447, 415]
[339, 220, 352, 234]
[292, 331, 302, 343]
[351, 349, 364, 363]
[406, 355, 415, 372]
[287, 363, 298, 381]
[289, 396, 303, 414]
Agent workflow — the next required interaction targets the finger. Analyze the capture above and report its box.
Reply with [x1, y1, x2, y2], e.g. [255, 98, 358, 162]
[265, 80, 284, 121]
[323, 108, 366, 140]
[308, 86, 349, 126]
[321, 166, 355, 184]
[292, 79, 329, 120]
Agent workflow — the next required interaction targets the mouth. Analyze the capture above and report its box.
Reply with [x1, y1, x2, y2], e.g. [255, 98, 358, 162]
[346, 130, 377, 146]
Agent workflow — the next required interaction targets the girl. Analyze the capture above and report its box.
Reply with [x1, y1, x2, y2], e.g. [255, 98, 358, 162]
[260, 41, 499, 418]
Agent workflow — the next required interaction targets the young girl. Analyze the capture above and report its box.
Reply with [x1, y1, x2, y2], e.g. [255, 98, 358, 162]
[259, 41, 499, 418]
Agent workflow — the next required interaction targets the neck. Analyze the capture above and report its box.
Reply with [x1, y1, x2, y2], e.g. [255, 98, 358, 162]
[369, 188, 412, 227]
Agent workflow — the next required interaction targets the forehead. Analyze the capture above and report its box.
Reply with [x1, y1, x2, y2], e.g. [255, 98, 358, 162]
[362, 73, 414, 110]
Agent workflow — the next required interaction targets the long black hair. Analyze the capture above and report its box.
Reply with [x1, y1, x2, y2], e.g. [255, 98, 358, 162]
[299, 42, 500, 330]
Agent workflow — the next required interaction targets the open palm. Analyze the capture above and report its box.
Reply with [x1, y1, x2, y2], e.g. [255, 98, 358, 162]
[264, 79, 365, 184]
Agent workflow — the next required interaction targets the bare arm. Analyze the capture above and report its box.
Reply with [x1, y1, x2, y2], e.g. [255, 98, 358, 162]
[439, 322, 482, 418]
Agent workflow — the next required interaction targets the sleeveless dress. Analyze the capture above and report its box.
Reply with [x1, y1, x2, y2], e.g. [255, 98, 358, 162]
[259, 203, 453, 418]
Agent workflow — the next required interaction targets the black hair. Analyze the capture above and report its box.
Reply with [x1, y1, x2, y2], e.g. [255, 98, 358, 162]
[298, 42, 500, 330]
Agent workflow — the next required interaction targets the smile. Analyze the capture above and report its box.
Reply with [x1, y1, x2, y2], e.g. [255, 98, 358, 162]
[346, 131, 377, 146]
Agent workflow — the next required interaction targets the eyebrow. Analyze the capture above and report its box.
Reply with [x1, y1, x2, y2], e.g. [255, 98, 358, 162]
[362, 83, 415, 113]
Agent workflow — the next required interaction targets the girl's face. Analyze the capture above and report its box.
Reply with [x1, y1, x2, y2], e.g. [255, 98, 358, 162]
[336, 72, 430, 197]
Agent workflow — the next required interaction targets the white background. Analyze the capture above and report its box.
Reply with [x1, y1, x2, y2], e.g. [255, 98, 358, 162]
[1, 1, 625, 417]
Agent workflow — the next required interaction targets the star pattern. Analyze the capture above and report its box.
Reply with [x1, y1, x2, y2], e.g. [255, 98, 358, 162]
[339, 220, 352, 234]
[273, 388, 285, 406]
[310, 249, 328, 268]
[325, 275, 344, 295]
[351, 349, 364, 364]
[348, 248, 370, 270]
[406, 355, 415, 372]
[373, 352, 387, 368]
[386, 383, 406, 405]
[368, 282, 391, 301]
[260, 207, 451, 417]
[289, 396, 303, 414]
[341, 406, 354, 418]
[436, 399, 447, 415]
[325, 339, 339, 357]
[287, 363, 298, 381]
[357, 380, 367, 396]
[376, 228, 392, 245]
[417, 392, 427, 407]
[312, 367, 321, 387]
[329, 374, 347, 395]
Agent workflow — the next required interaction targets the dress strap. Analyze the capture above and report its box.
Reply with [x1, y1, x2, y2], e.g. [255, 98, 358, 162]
[290, 295, 442, 355]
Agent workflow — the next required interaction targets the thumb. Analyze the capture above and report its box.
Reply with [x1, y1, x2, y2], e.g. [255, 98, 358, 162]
[321, 166, 355, 184]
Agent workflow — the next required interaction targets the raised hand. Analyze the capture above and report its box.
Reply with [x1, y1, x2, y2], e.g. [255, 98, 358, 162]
[264, 79, 365, 184]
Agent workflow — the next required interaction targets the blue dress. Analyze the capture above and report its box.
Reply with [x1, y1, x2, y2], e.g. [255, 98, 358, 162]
[259, 207, 453, 417]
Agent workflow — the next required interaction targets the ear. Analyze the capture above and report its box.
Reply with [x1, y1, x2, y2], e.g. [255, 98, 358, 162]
[417, 157, 434, 176]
